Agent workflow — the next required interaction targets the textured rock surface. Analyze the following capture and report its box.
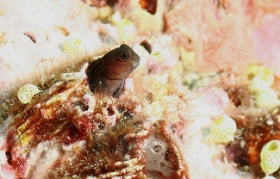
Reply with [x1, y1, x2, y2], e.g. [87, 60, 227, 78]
[1, 0, 280, 178]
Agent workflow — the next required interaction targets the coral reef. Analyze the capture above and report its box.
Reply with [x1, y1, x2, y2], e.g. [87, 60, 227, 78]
[0, 46, 189, 178]
[1, 0, 280, 179]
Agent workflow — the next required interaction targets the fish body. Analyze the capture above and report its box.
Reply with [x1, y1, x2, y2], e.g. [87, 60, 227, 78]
[86, 44, 140, 97]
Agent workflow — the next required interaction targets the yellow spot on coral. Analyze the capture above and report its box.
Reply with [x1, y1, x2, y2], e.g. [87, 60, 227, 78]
[179, 47, 195, 70]
[247, 64, 274, 86]
[116, 18, 137, 43]
[46, 93, 68, 106]
[18, 84, 40, 104]
[151, 51, 164, 62]
[246, 64, 279, 110]
[210, 116, 237, 143]
[98, 6, 113, 20]
[261, 140, 280, 176]
[255, 89, 280, 109]
[62, 37, 82, 56]
[112, 12, 137, 43]
[248, 76, 271, 94]
[18, 131, 31, 147]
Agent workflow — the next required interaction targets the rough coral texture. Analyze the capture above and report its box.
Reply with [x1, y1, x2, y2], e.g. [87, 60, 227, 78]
[1, 0, 280, 179]
[1, 45, 189, 178]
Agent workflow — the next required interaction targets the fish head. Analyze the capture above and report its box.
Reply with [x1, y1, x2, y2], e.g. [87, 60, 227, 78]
[104, 44, 140, 80]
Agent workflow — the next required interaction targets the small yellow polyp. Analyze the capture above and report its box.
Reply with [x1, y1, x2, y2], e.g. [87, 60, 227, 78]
[246, 64, 274, 86]
[261, 140, 280, 176]
[116, 18, 137, 43]
[62, 37, 81, 56]
[18, 84, 40, 104]
[210, 116, 237, 143]
[255, 89, 280, 109]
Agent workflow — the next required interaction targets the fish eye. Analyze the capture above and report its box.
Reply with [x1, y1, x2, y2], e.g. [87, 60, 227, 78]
[117, 51, 130, 61]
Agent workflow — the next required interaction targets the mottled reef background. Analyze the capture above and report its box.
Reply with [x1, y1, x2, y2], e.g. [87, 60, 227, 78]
[1, 0, 280, 179]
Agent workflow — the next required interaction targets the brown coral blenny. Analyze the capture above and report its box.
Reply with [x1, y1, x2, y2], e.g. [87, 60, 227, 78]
[86, 44, 140, 97]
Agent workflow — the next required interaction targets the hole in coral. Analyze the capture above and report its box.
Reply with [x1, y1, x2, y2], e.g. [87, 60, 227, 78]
[98, 122, 105, 130]
[152, 143, 163, 153]
[5, 151, 11, 164]
[226, 143, 249, 167]
[74, 101, 89, 111]
[165, 150, 171, 161]
[107, 106, 115, 116]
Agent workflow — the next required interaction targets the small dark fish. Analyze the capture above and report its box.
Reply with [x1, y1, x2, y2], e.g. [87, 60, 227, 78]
[86, 44, 140, 97]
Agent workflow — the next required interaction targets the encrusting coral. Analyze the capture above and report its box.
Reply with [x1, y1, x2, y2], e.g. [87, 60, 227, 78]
[0, 39, 190, 178]
[1, 0, 280, 179]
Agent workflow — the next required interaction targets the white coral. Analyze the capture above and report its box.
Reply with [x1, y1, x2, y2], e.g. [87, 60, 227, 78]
[144, 135, 172, 177]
